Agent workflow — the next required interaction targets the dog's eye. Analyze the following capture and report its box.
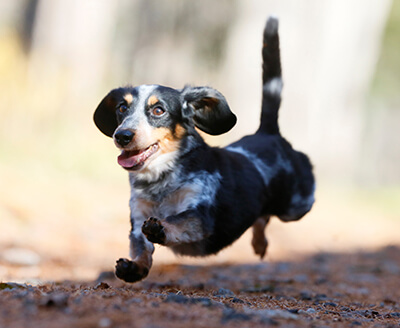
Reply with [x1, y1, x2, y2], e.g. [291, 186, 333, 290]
[152, 107, 165, 116]
[118, 104, 128, 113]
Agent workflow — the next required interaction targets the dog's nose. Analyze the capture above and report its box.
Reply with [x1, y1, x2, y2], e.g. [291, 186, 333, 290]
[115, 129, 135, 147]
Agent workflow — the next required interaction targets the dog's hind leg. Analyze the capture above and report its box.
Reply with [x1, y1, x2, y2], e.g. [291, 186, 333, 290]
[251, 216, 270, 259]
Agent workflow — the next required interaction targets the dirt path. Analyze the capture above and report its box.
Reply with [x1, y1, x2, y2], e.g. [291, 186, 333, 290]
[1, 246, 399, 328]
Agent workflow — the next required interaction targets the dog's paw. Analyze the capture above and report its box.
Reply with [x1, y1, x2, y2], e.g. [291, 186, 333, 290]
[252, 236, 268, 260]
[115, 258, 149, 283]
[142, 217, 166, 244]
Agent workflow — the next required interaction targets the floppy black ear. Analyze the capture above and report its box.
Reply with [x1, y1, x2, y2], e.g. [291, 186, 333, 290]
[181, 86, 236, 135]
[93, 89, 125, 137]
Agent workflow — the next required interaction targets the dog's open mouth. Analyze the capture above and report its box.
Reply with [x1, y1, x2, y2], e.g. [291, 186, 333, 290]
[117, 143, 159, 170]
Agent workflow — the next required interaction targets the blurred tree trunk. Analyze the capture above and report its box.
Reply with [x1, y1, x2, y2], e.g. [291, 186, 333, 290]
[27, 0, 118, 105]
[221, 0, 392, 183]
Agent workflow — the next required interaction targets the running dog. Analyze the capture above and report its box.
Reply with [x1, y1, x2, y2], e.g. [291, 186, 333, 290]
[93, 17, 315, 283]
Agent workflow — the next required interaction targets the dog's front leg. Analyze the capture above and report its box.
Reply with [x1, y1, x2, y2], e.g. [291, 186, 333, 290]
[115, 218, 155, 283]
[142, 209, 211, 246]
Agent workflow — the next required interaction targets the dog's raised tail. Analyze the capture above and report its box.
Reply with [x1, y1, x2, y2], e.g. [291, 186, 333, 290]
[258, 16, 282, 135]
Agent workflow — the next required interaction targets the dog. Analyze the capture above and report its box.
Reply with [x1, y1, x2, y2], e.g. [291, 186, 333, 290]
[93, 17, 315, 283]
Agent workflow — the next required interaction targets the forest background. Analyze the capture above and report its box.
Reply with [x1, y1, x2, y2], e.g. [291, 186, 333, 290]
[0, 0, 399, 282]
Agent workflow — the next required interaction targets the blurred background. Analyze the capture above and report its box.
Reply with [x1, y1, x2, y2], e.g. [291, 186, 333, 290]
[0, 0, 399, 283]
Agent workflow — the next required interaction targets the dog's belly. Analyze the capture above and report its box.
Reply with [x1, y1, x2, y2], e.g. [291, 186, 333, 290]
[170, 235, 233, 256]
[170, 241, 208, 256]
[170, 209, 263, 257]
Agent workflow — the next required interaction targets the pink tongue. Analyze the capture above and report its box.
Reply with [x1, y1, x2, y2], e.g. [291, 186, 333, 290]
[118, 150, 143, 168]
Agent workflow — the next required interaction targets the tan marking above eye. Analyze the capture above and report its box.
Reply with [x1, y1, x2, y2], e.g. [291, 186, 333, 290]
[147, 95, 159, 107]
[123, 93, 133, 106]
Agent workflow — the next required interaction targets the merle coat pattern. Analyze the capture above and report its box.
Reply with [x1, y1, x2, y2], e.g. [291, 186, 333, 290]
[93, 17, 315, 283]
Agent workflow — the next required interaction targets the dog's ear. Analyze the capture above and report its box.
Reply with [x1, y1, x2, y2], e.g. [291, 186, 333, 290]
[181, 86, 236, 135]
[93, 89, 125, 137]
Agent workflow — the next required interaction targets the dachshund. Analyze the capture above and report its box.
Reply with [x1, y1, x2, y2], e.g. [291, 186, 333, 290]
[93, 17, 315, 283]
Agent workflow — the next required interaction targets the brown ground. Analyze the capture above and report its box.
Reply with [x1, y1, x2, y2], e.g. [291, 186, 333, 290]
[1, 246, 400, 328]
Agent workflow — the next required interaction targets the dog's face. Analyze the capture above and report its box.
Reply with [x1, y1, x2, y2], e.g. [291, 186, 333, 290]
[94, 85, 236, 175]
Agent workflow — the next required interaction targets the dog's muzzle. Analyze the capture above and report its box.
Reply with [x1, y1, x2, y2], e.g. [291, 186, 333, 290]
[115, 129, 135, 147]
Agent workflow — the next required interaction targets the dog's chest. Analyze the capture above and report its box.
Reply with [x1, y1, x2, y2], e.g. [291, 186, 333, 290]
[130, 170, 221, 220]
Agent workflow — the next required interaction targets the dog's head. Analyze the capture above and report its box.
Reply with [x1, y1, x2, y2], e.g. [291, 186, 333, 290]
[94, 84, 236, 174]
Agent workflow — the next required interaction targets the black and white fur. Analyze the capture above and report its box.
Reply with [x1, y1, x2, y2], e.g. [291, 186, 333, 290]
[93, 17, 315, 283]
